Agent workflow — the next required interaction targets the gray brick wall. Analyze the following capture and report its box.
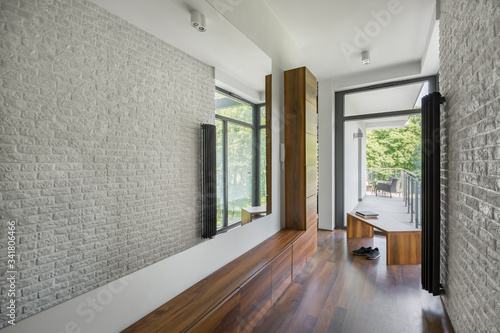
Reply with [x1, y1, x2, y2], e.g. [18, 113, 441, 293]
[0, 0, 214, 326]
[440, 0, 500, 332]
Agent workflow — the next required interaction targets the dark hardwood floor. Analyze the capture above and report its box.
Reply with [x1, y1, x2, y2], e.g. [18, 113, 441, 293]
[252, 230, 454, 333]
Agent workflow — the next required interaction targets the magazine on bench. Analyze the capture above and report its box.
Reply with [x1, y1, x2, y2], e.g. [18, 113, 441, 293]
[355, 210, 379, 219]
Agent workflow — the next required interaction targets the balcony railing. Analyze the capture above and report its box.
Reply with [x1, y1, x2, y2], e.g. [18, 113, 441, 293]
[367, 168, 421, 229]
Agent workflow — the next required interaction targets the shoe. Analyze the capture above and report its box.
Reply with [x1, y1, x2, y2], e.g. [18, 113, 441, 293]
[352, 246, 372, 256]
[366, 248, 380, 260]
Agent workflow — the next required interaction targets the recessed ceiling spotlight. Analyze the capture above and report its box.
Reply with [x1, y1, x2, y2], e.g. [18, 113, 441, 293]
[361, 51, 370, 65]
[191, 11, 206, 32]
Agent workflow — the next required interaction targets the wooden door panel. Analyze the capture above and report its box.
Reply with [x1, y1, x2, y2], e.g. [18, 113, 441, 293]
[306, 165, 317, 198]
[305, 102, 317, 135]
[306, 195, 317, 230]
[305, 133, 317, 166]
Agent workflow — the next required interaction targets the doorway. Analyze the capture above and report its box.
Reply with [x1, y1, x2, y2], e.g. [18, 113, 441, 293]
[334, 76, 437, 228]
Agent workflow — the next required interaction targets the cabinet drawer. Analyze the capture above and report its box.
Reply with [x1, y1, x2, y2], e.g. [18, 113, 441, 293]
[304, 225, 318, 262]
[271, 246, 292, 304]
[240, 264, 272, 331]
[292, 235, 307, 279]
[189, 289, 241, 333]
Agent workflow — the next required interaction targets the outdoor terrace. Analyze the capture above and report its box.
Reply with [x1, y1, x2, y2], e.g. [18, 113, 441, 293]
[352, 190, 420, 230]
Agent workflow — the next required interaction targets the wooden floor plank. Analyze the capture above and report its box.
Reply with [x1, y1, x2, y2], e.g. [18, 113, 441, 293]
[253, 230, 454, 333]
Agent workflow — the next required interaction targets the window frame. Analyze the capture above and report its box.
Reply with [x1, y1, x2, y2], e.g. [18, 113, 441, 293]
[333, 76, 438, 229]
[215, 87, 265, 232]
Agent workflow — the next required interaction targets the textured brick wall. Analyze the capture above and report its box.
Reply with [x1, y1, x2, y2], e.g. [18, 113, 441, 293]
[0, 0, 214, 326]
[440, 0, 500, 331]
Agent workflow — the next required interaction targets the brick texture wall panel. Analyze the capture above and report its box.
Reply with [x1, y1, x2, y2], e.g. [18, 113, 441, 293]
[0, 0, 214, 326]
[440, 0, 500, 332]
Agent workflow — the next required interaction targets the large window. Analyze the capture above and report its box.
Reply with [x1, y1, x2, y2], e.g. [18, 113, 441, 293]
[215, 89, 266, 230]
[334, 76, 437, 229]
[260, 106, 266, 204]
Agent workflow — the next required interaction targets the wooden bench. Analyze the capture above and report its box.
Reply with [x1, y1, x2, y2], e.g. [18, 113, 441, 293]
[122, 226, 317, 333]
[241, 206, 266, 225]
[347, 213, 421, 265]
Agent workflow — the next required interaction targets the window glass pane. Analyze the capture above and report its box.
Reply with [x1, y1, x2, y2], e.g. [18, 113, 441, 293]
[216, 119, 224, 229]
[227, 123, 252, 225]
[260, 106, 266, 125]
[260, 128, 266, 204]
[215, 91, 253, 124]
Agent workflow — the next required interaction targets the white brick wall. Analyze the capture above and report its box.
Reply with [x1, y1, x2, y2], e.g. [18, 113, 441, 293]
[0, 0, 214, 326]
[440, 0, 500, 332]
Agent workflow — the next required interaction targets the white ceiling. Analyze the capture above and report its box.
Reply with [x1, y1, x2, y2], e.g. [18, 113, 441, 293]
[263, 0, 438, 81]
[88, 0, 271, 103]
[88, 0, 439, 98]
[363, 115, 411, 130]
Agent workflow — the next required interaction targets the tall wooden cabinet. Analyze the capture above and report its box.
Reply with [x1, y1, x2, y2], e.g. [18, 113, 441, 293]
[284, 66, 318, 231]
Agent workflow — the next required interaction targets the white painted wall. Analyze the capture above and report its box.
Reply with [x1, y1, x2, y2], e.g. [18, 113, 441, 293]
[361, 132, 367, 200]
[206, 0, 304, 71]
[344, 121, 359, 218]
[343, 117, 367, 226]
[318, 79, 335, 230]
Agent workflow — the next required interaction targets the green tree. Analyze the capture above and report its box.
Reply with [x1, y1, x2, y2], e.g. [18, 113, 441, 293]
[366, 115, 422, 181]
[216, 92, 263, 226]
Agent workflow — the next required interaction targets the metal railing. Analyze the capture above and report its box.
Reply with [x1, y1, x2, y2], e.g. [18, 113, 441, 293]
[402, 170, 421, 229]
[367, 168, 421, 229]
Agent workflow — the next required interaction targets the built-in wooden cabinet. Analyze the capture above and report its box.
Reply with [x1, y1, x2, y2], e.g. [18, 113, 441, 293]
[122, 229, 316, 333]
[291, 225, 317, 279]
[271, 246, 292, 303]
[189, 290, 241, 333]
[123, 68, 320, 333]
[284, 66, 318, 231]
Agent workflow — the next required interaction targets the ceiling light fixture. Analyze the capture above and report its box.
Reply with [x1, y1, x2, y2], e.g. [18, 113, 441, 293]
[191, 11, 206, 32]
[361, 51, 370, 65]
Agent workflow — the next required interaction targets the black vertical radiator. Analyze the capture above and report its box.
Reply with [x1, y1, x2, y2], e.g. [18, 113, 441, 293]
[421, 92, 445, 296]
[201, 124, 217, 239]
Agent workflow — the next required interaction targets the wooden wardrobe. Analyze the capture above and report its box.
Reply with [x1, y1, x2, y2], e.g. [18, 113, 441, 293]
[284, 66, 318, 232]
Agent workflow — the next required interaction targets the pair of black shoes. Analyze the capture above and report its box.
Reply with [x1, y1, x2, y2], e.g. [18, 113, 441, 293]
[352, 246, 380, 260]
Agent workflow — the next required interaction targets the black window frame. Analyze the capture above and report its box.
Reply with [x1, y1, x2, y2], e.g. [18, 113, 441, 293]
[215, 87, 265, 232]
[334, 76, 438, 229]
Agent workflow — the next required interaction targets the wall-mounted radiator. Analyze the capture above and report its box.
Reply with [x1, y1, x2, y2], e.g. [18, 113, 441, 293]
[201, 124, 217, 239]
[421, 92, 445, 296]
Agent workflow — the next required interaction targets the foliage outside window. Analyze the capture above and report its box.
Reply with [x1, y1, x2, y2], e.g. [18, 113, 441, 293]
[215, 90, 266, 230]
[226, 123, 252, 225]
[366, 115, 422, 183]
[260, 125, 266, 204]
[215, 91, 253, 123]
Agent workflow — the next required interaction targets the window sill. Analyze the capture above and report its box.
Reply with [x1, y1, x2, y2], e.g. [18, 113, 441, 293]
[216, 221, 242, 235]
